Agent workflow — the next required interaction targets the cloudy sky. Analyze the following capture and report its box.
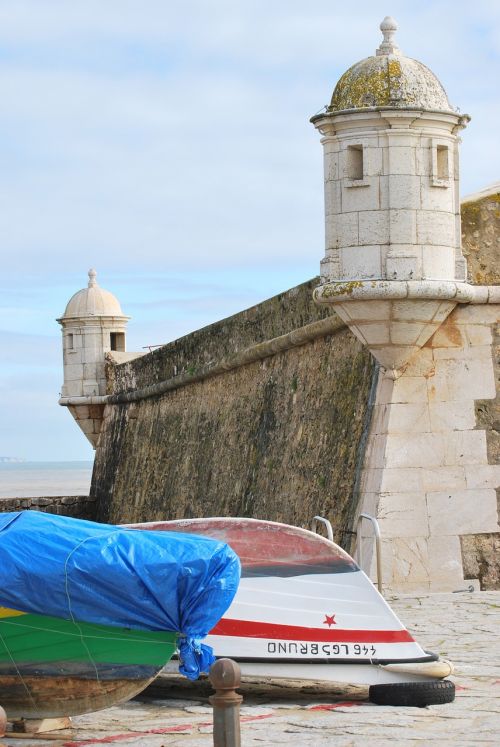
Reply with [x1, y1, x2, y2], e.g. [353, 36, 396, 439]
[1, 0, 499, 461]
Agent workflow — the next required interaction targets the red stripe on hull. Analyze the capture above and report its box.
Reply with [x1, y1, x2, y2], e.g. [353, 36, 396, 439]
[210, 619, 414, 643]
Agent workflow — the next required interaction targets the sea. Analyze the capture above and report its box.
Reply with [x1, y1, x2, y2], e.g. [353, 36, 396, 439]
[0, 461, 94, 499]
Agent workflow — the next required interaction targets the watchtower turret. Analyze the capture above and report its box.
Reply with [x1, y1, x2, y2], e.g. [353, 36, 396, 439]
[57, 269, 129, 446]
[311, 17, 471, 373]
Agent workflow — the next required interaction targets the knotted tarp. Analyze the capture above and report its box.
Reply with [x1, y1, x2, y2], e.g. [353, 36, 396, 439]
[0, 511, 240, 679]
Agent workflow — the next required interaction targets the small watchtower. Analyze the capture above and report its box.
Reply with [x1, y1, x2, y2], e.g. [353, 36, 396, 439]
[57, 269, 129, 445]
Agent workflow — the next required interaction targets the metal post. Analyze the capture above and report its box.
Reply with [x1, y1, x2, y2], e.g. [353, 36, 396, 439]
[209, 658, 243, 747]
[356, 513, 383, 593]
[311, 515, 334, 542]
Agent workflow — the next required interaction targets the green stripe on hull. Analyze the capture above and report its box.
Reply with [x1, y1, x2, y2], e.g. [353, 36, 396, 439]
[0, 612, 177, 667]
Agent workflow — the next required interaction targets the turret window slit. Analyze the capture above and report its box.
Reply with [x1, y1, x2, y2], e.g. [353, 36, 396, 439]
[110, 332, 125, 352]
[348, 145, 363, 180]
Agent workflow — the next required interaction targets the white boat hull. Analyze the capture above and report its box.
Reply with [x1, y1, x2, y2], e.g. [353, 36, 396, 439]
[234, 659, 453, 685]
[129, 518, 454, 692]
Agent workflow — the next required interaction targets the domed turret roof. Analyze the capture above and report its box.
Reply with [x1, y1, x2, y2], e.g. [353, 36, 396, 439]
[60, 269, 126, 320]
[329, 17, 453, 114]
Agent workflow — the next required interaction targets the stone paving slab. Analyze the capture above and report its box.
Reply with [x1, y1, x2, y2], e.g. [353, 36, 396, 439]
[2, 592, 499, 746]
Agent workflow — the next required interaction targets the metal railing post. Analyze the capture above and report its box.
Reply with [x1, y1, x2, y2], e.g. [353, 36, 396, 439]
[311, 515, 334, 542]
[356, 513, 383, 593]
[209, 658, 243, 747]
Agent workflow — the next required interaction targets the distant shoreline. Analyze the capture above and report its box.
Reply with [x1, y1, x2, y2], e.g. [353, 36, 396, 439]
[0, 461, 94, 470]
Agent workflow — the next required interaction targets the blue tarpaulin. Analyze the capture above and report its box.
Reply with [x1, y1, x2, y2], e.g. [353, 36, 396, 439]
[0, 511, 240, 679]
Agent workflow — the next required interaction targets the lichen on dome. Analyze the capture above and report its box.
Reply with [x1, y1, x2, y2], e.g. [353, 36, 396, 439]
[60, 269, 126, 319]
[328, 17, 454, 114]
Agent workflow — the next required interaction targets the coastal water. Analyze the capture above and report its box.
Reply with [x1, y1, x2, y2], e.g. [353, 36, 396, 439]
[0, 461, 94, 498]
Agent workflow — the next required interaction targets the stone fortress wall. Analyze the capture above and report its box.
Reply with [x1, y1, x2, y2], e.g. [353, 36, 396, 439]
[459, 188, 500, 590]
[92, 279, 376, 552]
[348, 187, 500, 592]
[87, 188, 500, 592]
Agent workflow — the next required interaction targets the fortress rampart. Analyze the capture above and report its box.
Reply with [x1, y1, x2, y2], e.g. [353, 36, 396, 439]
[92, 279, 376, 551]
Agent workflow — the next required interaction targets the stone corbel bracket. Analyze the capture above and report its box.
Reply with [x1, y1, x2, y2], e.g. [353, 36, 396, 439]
[314, 280, 500, 377]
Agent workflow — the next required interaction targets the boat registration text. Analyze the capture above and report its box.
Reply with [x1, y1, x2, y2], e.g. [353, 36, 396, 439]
[267, 642, 378, 657]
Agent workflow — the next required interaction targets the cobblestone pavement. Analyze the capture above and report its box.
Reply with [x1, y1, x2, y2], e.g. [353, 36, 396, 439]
[3, 592, 499, 746]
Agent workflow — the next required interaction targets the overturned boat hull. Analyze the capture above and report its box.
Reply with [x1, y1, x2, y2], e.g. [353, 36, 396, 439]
[129, 517, 454, 703]
[0, 606, 176, 718]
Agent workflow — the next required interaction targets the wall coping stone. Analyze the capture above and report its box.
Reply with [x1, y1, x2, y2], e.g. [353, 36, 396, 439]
[60, 315, 346, 406]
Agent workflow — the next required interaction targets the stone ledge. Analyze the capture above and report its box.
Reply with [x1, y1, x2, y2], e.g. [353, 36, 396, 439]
[108, 278, 334, 393]
[60, 315, 347, 406]
[0, 495, 97, 521]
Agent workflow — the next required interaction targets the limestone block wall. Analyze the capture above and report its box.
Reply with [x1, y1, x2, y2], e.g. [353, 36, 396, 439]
[68, 403, 105, 446]
[461, 315, 500, 590]
[92, 280, 376, 545]
[61, 321, 115, 398]
[357, 187, 500, 592]
[359, 304, 500, 591]
[319, 113, 464, 283]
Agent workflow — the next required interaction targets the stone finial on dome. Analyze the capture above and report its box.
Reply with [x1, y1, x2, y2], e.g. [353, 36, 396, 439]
[88, 268, 97, 287]
[376, 16, 401, 56]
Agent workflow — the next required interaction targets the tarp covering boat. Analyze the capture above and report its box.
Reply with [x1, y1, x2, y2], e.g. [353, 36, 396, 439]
[0, 511, 240, 679]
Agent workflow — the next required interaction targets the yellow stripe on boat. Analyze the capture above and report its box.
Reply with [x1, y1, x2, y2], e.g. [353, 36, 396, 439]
[0, 606, 26, 618]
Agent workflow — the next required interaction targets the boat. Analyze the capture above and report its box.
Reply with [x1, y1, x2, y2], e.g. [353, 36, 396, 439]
[127, 517, 455, 706]
[0, 607, 178, 719]
[0, 511, 240, 719]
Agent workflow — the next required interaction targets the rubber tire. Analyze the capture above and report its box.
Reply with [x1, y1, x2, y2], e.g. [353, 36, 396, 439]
[369, 680, 455, 707]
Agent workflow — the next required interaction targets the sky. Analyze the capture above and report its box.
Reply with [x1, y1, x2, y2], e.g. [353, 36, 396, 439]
[0, 0, 499, 461]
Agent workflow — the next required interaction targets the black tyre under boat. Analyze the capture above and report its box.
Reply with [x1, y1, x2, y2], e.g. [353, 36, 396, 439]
[369, 680, 455, 707]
